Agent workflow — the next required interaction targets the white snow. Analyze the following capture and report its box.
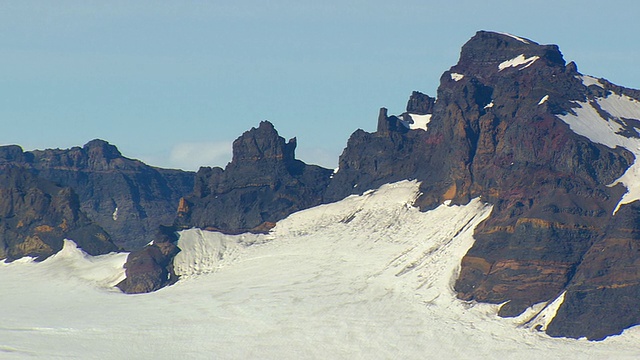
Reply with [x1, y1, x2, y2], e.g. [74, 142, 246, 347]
[495, 32, 530, 44]
[330, 166, 339, 179]
[558, 93, 640, 213]
[405, 113, 432, 131]
[526, 292, 567, 332]
[2, 181, 640, 358]
[498, 54, 540, 71]
[538, 95, 549, 105]
[112, 207, 118, 221]
[580, 75, 604, 88]
[484, 101, 494, 109]
[451, 73, 464, 81]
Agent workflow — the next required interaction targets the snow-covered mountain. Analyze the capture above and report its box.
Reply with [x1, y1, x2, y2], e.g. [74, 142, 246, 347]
[4, 30, 640, 356]
[4, 181, 640, 359]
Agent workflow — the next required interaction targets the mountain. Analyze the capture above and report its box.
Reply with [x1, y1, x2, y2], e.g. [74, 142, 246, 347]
[0, 140, 195, 252]
[175, 121, 332, 233]
[4, 30, 640, 342]
[118, 121, 332, 293]
[164, 31, 640, 339]
[324, 31, 640, 340]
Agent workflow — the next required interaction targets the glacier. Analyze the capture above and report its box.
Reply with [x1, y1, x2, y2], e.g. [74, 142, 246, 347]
[2, 181, 640, 359]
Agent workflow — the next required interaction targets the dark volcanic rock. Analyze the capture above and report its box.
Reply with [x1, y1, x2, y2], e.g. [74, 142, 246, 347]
[437, 32, 637, 339]
[324, 107, 432, 203]
[6, 140, 195, 250]
[0, 165, 116, 260]
[175, 121, 332, 232]
[406, 91, 436, 115]
[545, 202, 640, 340]
[116, 225, 180, 294]
[324, 30, 640, 339]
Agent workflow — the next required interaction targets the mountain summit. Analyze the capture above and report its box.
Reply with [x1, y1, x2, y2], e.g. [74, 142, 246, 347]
[299, 31, 640, 340]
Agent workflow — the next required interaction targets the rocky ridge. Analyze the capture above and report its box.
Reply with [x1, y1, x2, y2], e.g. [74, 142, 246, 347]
[0, 162, 117, 260]
[4, 30, 640, 341]
[175, 121, 332, 233]
[0, 140, 194, 251]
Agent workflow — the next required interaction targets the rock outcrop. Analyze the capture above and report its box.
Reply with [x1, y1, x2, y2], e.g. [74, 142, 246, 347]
[116, 225, 180, 294]
[6, 30, 640, 340]
[0, 140, 195, 250]
[175, 121, 332, 232]
[0, 164, 116, 260]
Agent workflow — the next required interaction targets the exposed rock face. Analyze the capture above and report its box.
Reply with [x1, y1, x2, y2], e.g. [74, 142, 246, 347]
[325, 98, 435, 203]
[6, 29, 640, 339]
[0, 164, 116, 260]
[325, 31, 640, 339]
[116, 225, 180, 294]
[439, 32, 639, 340]
[0, 140, 194, 250]
[175, 121, 332, 232]
[406, 91, 436, 115]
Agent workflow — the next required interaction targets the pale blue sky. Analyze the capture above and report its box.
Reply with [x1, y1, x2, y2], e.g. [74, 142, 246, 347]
[1, 1, 639, 170]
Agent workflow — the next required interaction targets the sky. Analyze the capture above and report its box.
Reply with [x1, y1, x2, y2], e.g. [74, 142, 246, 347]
[1, 1, 639, 171]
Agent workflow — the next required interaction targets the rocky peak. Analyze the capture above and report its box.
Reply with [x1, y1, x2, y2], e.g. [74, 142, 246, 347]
[0, 145, 32, 164]
[175, 121, 331, 234]
[406, 91, 436, 115]
[322, 30, 640, 340]
[82, 139, 123, 163]
[230, 121, 296, 165]
[376, 107, 409, 135]
[455, 31, 565, 74]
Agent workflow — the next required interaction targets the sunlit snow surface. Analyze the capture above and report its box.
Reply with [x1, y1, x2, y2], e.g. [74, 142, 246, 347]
[450, 72, 464, 81]
[558, 93, 640, 213]
[405, 113, 431, 131]
[495, 32, 530, 44]
[498, 54, 540, 71]
[538, 95, 549, 105]
[2, 181, 640, 359]
[580, 75, 604, 88]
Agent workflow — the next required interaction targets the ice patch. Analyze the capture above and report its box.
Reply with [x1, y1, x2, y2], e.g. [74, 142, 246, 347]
[484, 101, 494, 109]
[498, 54, 540, 71]
[330, 166, 339, 179]
[450, 73, 464, 81]
[495, 31, 530, 44]
[538, 95, 549, 105]
[526, 291, 567, 332]
[112, 207, 118, 221]
[558, 93, 640, 214]
[402, 113, 432, 131]
[580, 75, 603, 88]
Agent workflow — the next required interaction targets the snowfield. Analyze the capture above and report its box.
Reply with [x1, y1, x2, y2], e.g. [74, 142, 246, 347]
[2, 181, 640, 359]
[558, 92, 640, 214]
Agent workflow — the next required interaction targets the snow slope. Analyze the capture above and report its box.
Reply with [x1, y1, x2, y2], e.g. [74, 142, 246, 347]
[2, 181, 640, 359]
[558, 92, 640, 213]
